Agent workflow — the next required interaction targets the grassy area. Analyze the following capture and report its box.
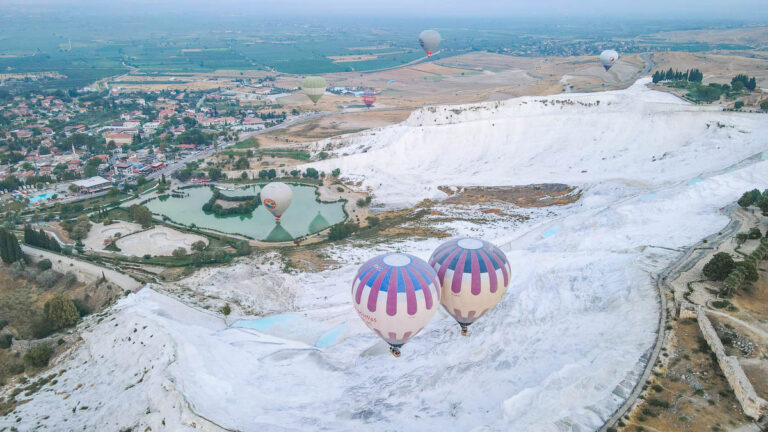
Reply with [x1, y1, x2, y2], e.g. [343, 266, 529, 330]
[231, 137, 260, 149]
[0, 201, 26, 214]
[66, 192, 129, 211]
[220, 147, 311, 161]
[258, 148, 311, 160]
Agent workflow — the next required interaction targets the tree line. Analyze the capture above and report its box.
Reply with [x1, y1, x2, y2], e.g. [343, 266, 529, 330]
[652, 68, 703, 84]
[23, 225, 61, 253]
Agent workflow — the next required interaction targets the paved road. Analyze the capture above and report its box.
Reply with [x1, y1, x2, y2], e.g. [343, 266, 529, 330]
[21, 244, 142, 291]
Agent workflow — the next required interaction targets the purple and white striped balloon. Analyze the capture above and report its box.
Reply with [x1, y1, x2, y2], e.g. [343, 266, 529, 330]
[351, 253, 441, 356]
[429, 238, 511, 335]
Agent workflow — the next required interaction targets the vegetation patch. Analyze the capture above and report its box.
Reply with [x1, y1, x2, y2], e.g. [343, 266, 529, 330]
[201, 187, 261, 217]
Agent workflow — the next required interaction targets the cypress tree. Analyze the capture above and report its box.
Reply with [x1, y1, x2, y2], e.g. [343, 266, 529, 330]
[0, 228, 22, 264]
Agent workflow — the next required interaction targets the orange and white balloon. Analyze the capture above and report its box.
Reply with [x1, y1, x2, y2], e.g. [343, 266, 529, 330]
[261, 182, 293, 223]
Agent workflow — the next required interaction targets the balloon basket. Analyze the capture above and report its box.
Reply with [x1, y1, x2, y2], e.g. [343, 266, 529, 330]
[389, 346, 402, 358]
[460, 323, 469, 336]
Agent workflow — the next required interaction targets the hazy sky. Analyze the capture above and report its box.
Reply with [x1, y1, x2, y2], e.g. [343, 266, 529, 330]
[8, 0, 768, 20]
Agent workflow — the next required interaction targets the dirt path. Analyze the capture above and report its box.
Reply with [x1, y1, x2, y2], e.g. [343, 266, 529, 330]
[599, 203, 745, 431]
[21, 245, 142, 291]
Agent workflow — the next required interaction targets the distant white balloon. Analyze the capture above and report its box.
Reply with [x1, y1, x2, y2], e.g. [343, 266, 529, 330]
[418, 30, 441, 57]
[600, 50, 619, 71]
[261, 182, 293, 222]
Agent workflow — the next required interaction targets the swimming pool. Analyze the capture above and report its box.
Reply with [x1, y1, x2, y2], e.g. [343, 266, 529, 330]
[28, 193, 55, 203]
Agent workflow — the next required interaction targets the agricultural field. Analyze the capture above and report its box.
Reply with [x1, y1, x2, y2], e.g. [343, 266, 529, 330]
[2, 5, 767, 93]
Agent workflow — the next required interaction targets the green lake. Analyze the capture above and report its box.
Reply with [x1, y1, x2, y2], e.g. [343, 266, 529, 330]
[144, 184, 345, 241]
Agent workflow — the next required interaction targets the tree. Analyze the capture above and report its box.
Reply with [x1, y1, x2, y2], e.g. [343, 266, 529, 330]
[331, 168, 340, 177]
[0, 228, 23, 264]
[37, 259, 52, 271]
[303, 167, 319, 179]
[267, 169, 276, 179]
[44, 295, 79, 330]
[735, 261, 759, 282]
[748, 228, 762, 239]
[738, 189, 762, 208]
[234, 157, 250, 170]
[734, 101, 744, 110]
[233, 241, 251, 256]
[129, 205, 153, 228]
[69, 215, 92, 241]
[703, 252, 735, 281]
[208, 168, 223, 181]
[761, 100, 768, 111]
[328, 223, 359, 241]
[191, 241, 206, 252]
[24, 344, 53, 368]
[172, 247, 187, 257]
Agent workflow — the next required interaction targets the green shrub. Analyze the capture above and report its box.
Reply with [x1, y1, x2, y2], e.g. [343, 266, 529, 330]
[748, 227, 762, 239]
[648, 398, 670, 408]
[23, 344, 53, 368]
[43, 295, 79, 330]
[36, 259, 52, 271]
[0, 333, 12, 349]
[366, 216, 380, 227]
[72, 299, 91, 317]
[35, 270, 59, 289]
[220, 304, 231, 316]
[328, 223, 359, 241]
[0, 318, 7, 330]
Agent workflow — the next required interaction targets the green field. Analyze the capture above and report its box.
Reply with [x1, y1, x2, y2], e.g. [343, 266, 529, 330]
[0, 9, 762, 92]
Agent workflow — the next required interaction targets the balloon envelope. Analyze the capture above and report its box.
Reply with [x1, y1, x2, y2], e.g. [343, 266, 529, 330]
[429, 238, 510, 335]
[302, 76, 328, 104]
[362, 89, 376, 108]
[261, 182, 293, 221]
[418, 30, 441, 56]
[351, 253, 441, 356]
[600, 50, 619, 71]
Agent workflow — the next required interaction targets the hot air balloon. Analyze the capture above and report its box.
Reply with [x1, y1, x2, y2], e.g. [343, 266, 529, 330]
[418, 30, 441, 57]
[351, 253, 441, 357]
[261, 182, 293, 223]
[429, 238, 510, 336]
[600, 49, 619, 71]
[302, 76, 327, 104]
[362, 89, 376, 108]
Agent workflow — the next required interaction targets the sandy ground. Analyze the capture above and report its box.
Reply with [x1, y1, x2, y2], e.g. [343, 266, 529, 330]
[83, 221, 143, 252]
[115, 225, 208, 257]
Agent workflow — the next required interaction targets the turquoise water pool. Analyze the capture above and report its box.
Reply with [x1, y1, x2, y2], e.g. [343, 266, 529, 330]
[231, 315, 346, 348]
[143, 184, 346, 241]
[28, 192, 55, 203]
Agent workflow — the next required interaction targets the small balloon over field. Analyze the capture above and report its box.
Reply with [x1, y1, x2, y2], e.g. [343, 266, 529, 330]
[301, 76, 328, 104]
[600, 49, 619, 71]
[351, 253, 441, 357]
[418, 30, 441, 57]
[362, 89, 376, 108]
[261, 182, 293, 223]
[429, 238, 511, 336]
